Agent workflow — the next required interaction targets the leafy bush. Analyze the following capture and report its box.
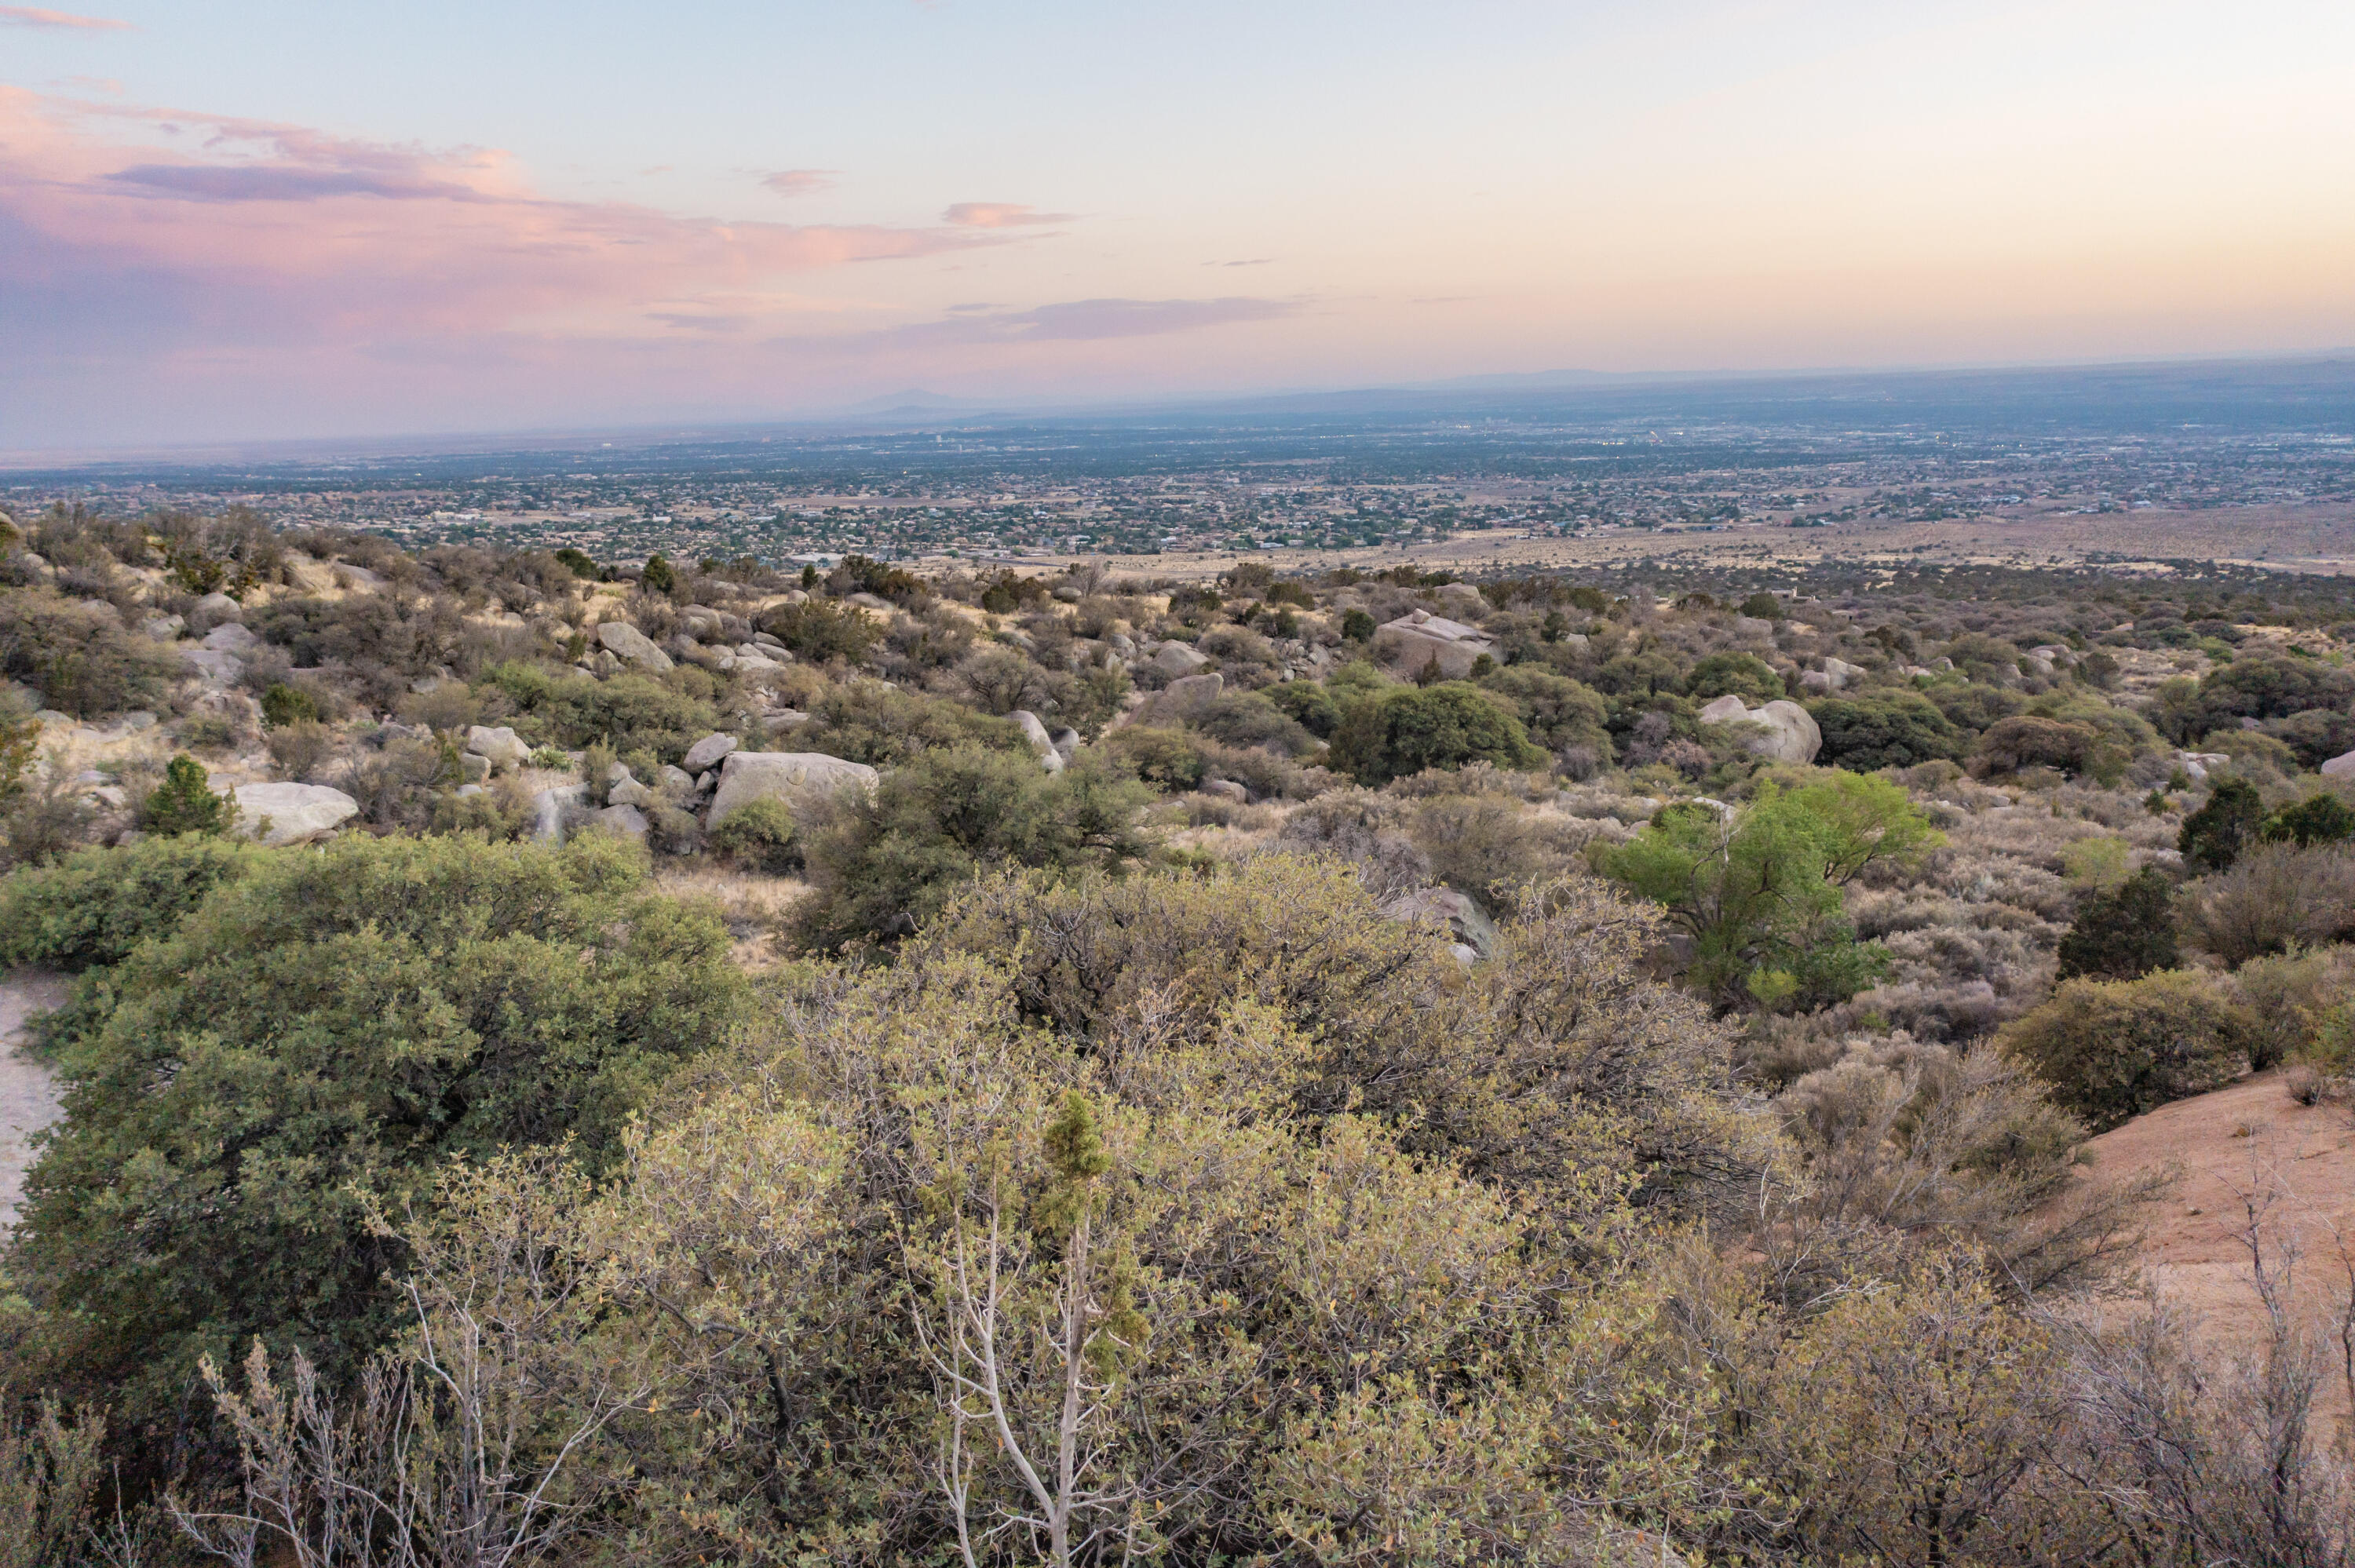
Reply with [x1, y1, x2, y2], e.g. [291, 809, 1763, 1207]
[2231, 946, 2355, 1072]
[707, 794, 797, 872]
[2263, 791, 2355, 848]
[259, 682, 321, 729]
[1188, 691, 1317, 756]
[1263, 679, 1341, 738]
[486, 665, 721, 764]
[1098, 724, 1207, 791]
[1809, 690, 1968, 771]
[793, 680, 1025, 767]
[1327, 682, 1544, 787]
[1970, 715, 2096, 777]
[1607, 771, 1938, 1009]
[761, 598, 877, 663]
[1997, 970, 2251, 1130]
[139, 756, 236, 837]
[0, 589, 174, 718]
[2055, 866, 2179, 981]
[0, 833, 254, 972]
[2179, 843, 2355, 968]
[793, 747, 1154, 950]
[1686, 651, 1786, 704]
[2180, 655, 2355, 740]
[10, 833, 743, 1439]
[1340, 607, 1375, 642]
[1475, 665, 1612, 752]
[2179, 775, 2267, 873]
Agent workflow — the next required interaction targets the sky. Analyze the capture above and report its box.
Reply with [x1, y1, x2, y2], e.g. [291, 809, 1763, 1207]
[4, 0, 2353, 451]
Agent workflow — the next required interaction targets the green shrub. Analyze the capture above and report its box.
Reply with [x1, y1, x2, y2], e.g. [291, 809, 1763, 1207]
[1340, 607, 1376, 642]
[2263, 792, 2355, 848]
[10, 833, 743, 1436]
[258, 682, 321, 728]
[2233, 947, 2355, 1072]
[487, 665, 721, 764]
[1687, 651, 1786, 704]
[793, 680, 1025, 768]
[761, 598, 876, 663]
[1997, 970, 2251, 1130]
[1739, 591, 1784, 620]
[1809, 691, 1968, 771]
[139, 756, 236, 837]
[641, 553, 677, 594]
[1189, 691, 1317, 756]
[1606, 771, 1937, 1010]
[1475, 665, 1611, 752]
[0, 834, 254, 972]
[553, 547, 599, 580]
[793, 747, 1152, 950]
[2180, 775, 2267, 873]
[708, 794, 797, 872]
[1100, 725, 1208, 791]
[1264, 679, 1341, 738]
[1327, 682, 1544, 787]
[1970, 715, 2095, 777]
[0, 590, 175, 718]
[2055, 866, 2178, 982]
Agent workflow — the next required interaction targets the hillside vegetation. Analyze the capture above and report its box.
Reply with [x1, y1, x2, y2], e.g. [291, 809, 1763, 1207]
[9, 503, 2355, 1563]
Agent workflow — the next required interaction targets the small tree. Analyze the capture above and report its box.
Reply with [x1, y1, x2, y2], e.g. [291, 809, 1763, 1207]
[2180, 775, 2267, 873]
[140, 754, 236, 837]
[2056, 866, 2179, 981]
[2263, 792, 2355, 848]
[1606, 771, 1939, 1009]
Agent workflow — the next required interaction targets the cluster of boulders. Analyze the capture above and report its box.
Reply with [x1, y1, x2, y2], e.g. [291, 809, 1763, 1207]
[586, 614, 798, 719]
[527, 729, 881, 846]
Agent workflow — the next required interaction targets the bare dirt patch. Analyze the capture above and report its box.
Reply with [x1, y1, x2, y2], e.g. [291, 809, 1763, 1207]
[0, 969, 69, 1231]
[2077, 1070, 2355, 1426]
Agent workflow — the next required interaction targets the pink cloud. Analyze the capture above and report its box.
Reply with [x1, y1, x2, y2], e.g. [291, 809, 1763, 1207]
[0, 5, 130, 29]
[761, 168, 837, 197]
[943, 201, 1075, 228]
[0, 89, 994, 352]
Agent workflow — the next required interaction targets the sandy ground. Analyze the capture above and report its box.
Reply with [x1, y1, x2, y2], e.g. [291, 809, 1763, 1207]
[0, 969, 68, 1231]
[2078, 1070, 2355, 1425]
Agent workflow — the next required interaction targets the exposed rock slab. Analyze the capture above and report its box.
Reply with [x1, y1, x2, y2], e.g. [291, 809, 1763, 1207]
[708, 751, 879, 826]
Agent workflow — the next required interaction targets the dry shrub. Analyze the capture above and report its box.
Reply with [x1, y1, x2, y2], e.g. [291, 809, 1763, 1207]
[2230, 945, 2355, 1070]
[1269, 788, 1429, 903]
[2180, 842, 2355, 968]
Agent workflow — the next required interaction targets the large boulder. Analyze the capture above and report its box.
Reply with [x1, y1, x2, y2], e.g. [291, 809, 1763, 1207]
[464, 724, 531, 772]
[1698, 695, 1820, 764]
[193, 592, 241, 622]
[177, 647, 243, 687]
[533, 783, 585, 842]
[202, 622, 260, 655]
[1152, 641, 1211, 676]
[595, 621, 674, 672]
[2309, 750, 2355, 782]
[1008, 709, 1067, 774]
[1371, 609, 1495, 681]
[592, 804, 648, 840]
[1161, 672, 1225, 713]
[1386, 886, 1501, 963]
[708, 751, 879, 826]
[683, 731, 739, 773]
[232, 782, 360, 846]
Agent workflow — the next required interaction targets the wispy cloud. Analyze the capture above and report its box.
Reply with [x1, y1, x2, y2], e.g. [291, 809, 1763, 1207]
[0, 5, 131, 29]
[943, 200, 1075, 228]
[1210, 257, 1274, 268]
[761, 168, 837, 197]
[1005, 296, 1295, 340]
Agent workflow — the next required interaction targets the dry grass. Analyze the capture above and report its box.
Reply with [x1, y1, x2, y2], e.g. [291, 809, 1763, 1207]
[650, 863, 812, 970]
